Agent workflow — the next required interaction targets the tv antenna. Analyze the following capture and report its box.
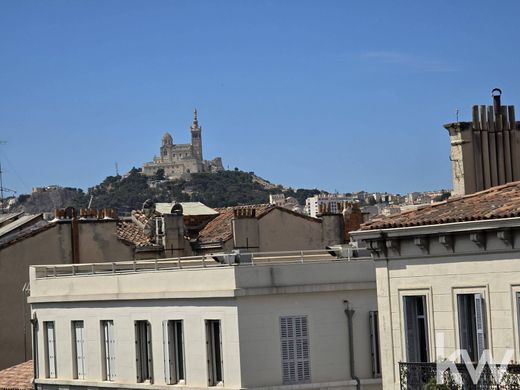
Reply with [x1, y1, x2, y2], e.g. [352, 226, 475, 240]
[0, 141, 17, 214]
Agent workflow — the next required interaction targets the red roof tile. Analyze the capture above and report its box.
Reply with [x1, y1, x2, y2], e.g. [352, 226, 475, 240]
[0, 361, 32, 390]
[360, 181, 520, 230]
[197, 204, 274, 243]
[116, 220, 157, 247]
[197, 204, 320, 244]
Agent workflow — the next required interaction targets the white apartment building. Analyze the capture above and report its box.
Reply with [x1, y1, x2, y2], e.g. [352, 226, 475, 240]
[304, 194, 353, 217]
[29, 250, 382, 390]
[351, 181, 520, 389]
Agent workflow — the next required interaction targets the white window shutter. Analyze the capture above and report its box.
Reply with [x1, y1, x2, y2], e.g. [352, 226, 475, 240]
[105, 321, 116, 380]
[474, 293, 486, 359]
[280, 316, 310, 384]
[46, 323, 56, 378]
[163, 321, 172, 384]
[74, 322, 85, 379]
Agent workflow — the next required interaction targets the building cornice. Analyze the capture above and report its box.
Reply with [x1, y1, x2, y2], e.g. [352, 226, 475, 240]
[351, 216, 520, 240]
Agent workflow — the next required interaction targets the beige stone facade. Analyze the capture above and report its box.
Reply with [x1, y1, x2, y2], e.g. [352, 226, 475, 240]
[142, 110, 223, 179]
[352, 183, 520, 389]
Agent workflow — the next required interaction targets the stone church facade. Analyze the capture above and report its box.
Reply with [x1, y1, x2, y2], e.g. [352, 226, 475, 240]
[142, 110, 224, 179]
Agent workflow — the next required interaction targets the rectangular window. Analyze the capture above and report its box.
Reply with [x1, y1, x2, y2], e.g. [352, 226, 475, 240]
[280, 316, 310, 384]
[101, 320, 116, 381]
[457, 293, 486, 362]
[72, 321, 86, 379]
[403, 296, 429, 362]
[135, 320, 153, 383]
[44, 321, 57, 378]
[369, 311, 381, 377]
[206, 320, 223, 386]
[163, 320, 185, 384]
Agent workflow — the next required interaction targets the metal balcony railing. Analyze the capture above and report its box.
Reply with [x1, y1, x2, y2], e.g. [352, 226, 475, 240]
[33, 247, 372, 279]
[399, 362, 520, 390]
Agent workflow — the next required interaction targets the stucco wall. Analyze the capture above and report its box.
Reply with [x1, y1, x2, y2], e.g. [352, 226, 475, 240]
[236, 290, 379, 388]
[0, 225, 68, 369]
[258, 209, 323, 252]
[34, 299, 241, 389]
[78, 222, 133, 262]
[0, 221, 133, 370]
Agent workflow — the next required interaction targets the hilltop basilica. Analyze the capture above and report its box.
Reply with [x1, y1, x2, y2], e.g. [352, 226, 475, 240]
[142, 110, 224, 179]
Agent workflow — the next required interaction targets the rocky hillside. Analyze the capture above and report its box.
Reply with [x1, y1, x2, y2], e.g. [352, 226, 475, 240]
[11, 169, 323, 215]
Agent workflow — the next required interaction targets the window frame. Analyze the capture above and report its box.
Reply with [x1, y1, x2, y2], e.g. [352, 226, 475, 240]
[456, 292, 487, 363]
[135, 320, 154, 383]
[43, 321, 57, 379]
[101, 320, 116, 381]
[163, 320, 185, 385]
[71, 320, 86, 379]
[205, 319, 223, 386]
[399, 290, 433, 363]
[402, 294, 432, 363]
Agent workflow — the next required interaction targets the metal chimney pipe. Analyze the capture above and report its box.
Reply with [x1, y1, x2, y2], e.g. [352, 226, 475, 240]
[493, 88, 502, 116]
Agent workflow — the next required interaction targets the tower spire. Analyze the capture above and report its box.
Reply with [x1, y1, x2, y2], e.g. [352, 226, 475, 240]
[193, 108, 198, 127]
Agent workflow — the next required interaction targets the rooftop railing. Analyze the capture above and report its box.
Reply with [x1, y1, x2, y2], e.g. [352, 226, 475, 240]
[33, 247, 372, 279]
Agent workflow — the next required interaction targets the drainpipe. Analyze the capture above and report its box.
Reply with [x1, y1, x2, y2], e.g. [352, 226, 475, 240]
[344, 300, 361, 390]
[30, 313, 38, 390]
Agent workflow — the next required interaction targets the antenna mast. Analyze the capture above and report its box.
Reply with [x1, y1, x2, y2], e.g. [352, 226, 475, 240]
[0, 141, 17, 214]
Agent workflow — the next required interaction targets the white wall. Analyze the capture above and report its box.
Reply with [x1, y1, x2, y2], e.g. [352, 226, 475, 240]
[35, 299, 241, 389]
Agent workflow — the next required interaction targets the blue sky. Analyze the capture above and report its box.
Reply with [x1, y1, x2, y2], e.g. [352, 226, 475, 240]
[1, 0, 520, 195]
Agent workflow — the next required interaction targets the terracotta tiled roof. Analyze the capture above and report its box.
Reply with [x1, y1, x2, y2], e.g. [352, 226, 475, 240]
[197, 204, 274, 243]
[360, 181, 520, 230]
[0, 360, 32, 390]
[131, 209, 150, 226]
[116, 220, 156, 247]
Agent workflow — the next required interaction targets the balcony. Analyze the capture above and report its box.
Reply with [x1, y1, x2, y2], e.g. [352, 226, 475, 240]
[399, 362, 520, 389]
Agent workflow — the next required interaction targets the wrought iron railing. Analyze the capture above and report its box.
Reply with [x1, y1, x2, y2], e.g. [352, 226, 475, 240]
[399, 362, 520, 389]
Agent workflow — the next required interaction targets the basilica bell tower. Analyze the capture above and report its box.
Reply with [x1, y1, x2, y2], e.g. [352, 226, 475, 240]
[191, 109, 203, 162]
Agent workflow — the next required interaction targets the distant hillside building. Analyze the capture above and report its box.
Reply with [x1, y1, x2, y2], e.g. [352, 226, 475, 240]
[142, 110, 224, 179]
[304, 193, 353, 217]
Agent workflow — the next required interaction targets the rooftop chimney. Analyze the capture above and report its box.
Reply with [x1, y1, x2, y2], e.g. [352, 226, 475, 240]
[444, 89, 519, 196]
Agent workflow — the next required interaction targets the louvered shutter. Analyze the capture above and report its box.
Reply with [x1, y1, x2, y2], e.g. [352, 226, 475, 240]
[369, 311, 381, 377]
[474, 293, 486, 360]
[46, 322, 56, 378]
[147, 321, 154, 383]
[74, 322, 85, 379]
[281, 316, 310, 384]
[163, 321, 173, 384]
[135, 322, 142, 382]
[206, 321, 212, 385]
[300, 317, 310, 381]
[104, 321, 116, 380]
